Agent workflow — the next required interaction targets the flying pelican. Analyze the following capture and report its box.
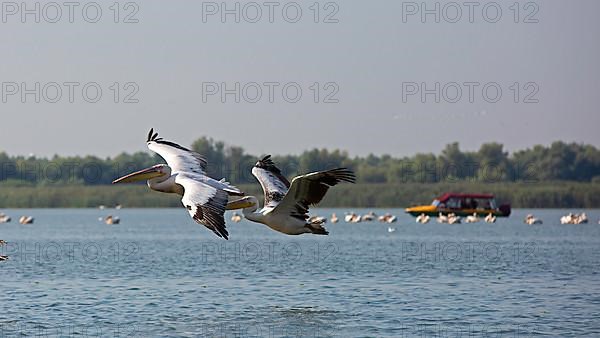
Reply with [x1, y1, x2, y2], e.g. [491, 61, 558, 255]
[112, 129, 243, 239]
[227, 155, 355, 235]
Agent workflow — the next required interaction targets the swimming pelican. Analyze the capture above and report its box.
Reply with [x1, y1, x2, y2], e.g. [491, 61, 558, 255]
[560, 213, 574, 224]
[524, 214, 542, 225]
[308, 215, 327, 224]
[437, 212, 448, 223]
[227, 155, 355, 235]
[361, 212, 376, 222]
[0, 212, 11, 223]
[330, 213, 339, 223]
[484, 213, 496, 223]
[447, 213, 461, 224]
[416, 213, 430, 224]
[378, 213, 396, 223]
[230, 212, 242, 223]
[112, 129, 244, 239]
[0, 240, 6, 261]
[19, 216, 34, 224]
[105, 215, 120, 225]
[465, 212, 479, 223]
[0, 239, 8, 261]
[575, 213, 588, 224]
[388, 226, 396, 233]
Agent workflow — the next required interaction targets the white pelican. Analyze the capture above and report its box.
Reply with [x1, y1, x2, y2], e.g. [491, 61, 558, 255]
[388, 226, 396, 233]
[524, 214, 542, 225]
[113, 129, 244, 239]
[560, 213, 574, 224]
[465, 212, 479, 223]
[378, 213, 397, 223]
[0, 240, 6, 261]
[330, 213, 339, 223]
[437, 212, 448, 223]
[227, 155, 355, 235]
[308, 215, 327, 224]
[105, 215, 120, 225]
[575, 213, 588, 224]
[19, 216, 34, 224]
[231, 212, 242, 223]
[484, 213, 496, 223]
[0, 212, 11, 223]
[447, 213, 461, 224]
[361, 212, 376, 222]
[415, 213, 430, 224]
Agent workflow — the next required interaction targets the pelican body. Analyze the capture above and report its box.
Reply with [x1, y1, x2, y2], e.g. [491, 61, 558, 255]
[228, 155, 355, 235]
[113, 129, 243, 239]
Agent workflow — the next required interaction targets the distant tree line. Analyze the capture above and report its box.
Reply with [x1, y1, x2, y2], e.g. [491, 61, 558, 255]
[1, 139, 599, 186]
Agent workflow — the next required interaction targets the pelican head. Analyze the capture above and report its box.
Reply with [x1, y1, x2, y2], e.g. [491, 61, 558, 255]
[112, 164, 170, 184]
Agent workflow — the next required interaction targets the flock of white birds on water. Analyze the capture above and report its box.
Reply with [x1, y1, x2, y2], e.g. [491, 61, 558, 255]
[0, 129, 598, 260]
[0, 212, 34, 224]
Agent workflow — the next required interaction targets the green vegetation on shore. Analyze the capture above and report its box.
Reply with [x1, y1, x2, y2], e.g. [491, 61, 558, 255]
[1, 138, 599, 208]
[0, 182, 598, 208]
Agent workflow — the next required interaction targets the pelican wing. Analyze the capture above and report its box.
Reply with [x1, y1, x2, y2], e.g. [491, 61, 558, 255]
[176, 173, 229, 239]
[146, 128, 207, 174]
[271, 168, 356, 221]
[251, 155, 290, 208]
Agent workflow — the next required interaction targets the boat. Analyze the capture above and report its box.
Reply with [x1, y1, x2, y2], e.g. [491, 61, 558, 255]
[405, 193, 511, 218]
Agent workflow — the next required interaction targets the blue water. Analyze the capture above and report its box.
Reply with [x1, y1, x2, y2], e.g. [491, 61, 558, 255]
[1, 208, 599, 337]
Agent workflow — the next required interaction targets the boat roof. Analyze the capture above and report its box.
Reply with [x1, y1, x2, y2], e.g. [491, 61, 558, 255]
[436, 193, 495, 202]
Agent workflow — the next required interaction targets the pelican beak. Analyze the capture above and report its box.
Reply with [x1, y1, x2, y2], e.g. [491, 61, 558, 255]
[226, 196, 256, 210]
[112, 166, 163, 184]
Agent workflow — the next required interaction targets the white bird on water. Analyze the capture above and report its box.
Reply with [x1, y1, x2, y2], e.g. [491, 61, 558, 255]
[484, 213, 496, 223]
[19, 216, 34, 224]
[230, 212, 242, 223]
[416, 213, 430, 224]
[465, 213, 480, 223]
[0, 240, 7, 261]
[524, 214, 542, 225]
[112, 129, 244, 240]
[227, 155, 355, 235]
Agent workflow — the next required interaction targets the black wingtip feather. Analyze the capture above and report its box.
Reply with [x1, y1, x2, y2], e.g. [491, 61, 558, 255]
[147, 128, 154, 142]
[255, 154, 291, 188]
[324, 168, 356, 185]
[145, 129, 191, 151]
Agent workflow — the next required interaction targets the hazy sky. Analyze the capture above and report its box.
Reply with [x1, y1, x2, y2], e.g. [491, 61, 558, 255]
[1, 0, 599, 158]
